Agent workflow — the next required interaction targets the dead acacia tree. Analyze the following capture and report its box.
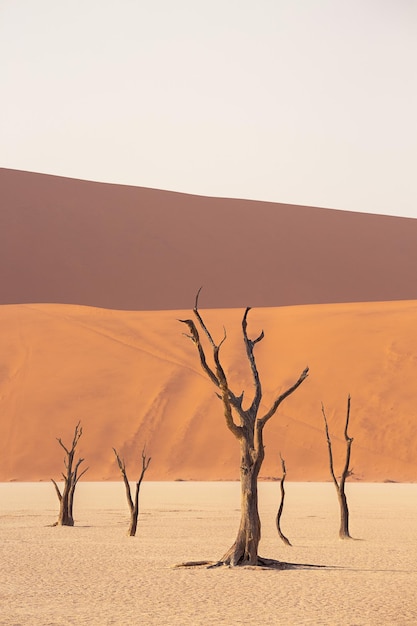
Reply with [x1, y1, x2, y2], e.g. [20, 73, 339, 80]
[179, 289, 308, 567]
[321, 396, 354, 539]
[113, 447, 151, 536]
[276, 454, 292, 546]
[51, 421, 88, 526]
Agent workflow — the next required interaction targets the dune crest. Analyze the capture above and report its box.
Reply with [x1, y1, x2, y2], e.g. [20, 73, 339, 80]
[0, 300, 416, 482]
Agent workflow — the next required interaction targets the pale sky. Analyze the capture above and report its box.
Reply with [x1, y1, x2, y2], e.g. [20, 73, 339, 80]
[1, 0, 416, 217]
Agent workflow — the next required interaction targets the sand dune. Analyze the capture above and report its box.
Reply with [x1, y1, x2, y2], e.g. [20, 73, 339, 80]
[2, 168, 417, 310]
[1, 168, 416, 483]
[1, 300, 416, 482]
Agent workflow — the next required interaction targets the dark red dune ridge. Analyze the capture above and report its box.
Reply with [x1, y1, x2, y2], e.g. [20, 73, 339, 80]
[1, 168, 417, 310]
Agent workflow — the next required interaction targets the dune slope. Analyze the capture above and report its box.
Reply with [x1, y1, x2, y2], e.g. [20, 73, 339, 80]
[0, 300, 416, 482]
[2, 168, 417, 310]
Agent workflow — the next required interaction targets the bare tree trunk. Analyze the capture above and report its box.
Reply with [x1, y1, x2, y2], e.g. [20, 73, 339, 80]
[51, 478, 73, 526]
[322, 396, 354, 539]
[52, 479, 74, 526]
[68, 458, 86, 521]
[129, 484, 140, 537]
[51, 422, 88, 527]
[179, 289, 308, 567]
[221, 439, 262, 566]
[337, 490, 350, 538]
[113, 447, 151, 537]
[276, 454, 292, 546]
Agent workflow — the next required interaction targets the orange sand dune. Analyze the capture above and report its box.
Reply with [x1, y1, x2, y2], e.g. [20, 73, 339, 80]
[2, 168, 417, 310]
[0, 300, 416, 482]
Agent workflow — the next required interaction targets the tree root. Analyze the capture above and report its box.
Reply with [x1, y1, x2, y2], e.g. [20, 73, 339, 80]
[174, 557, 331, 570]
[173, 560, 217, 568]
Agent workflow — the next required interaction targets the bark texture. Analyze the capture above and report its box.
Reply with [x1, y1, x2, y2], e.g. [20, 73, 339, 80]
[322, 396, 354, 539]
[51, 421, 88, 526]
[113, 447, 151, 536]
[180, 288, 308, 566]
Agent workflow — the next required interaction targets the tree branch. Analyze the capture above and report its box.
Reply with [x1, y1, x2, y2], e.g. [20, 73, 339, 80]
[133, 448, 152, 515]
[71, 421, 83, 448]
[180, 289, 242, 438]
[73, 459, 89, 487]
[113, 448, 134, 513]
[57, 438, 70, 456]
[276, 453, 292, 546]
[179, 318, 219, 387]
[258, 366, 309, 428]
[340, 395, 354, 490]
[51, 478, 62, 501]
[138, 447, 152, 485]
[193, 286, 217, 348]
[242, 307, 264, 417]
[321, 403, 339, 488]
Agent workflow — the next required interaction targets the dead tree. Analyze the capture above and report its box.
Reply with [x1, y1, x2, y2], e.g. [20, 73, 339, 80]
[113, 447, 151, 536]
[51, 421, 88, 526]
[180, 289, 308, 567]
[276, 454, 292, 546]
[321, 396, 354, 539]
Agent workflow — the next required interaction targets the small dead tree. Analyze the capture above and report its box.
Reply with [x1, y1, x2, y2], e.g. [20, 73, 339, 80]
[51, 421, 88, 526]
[276, 454, 292, 546]
[321, 396, 354, 539]
[179, 289, 308, 567]
[113, 447, 151, 536]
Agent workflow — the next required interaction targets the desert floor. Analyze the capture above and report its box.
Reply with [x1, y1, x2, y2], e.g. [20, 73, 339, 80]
[1, 482, 416, 625]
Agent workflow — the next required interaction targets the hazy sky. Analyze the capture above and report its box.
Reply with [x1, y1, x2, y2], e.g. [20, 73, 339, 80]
[1, 1, 416, 217]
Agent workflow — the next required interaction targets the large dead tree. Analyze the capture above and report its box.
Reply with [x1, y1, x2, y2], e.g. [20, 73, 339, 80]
[180, 289, 308, 567]
[321, 396, 354, 539]
[51, 421, 88, 526]
[113, 447, 151, 536]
